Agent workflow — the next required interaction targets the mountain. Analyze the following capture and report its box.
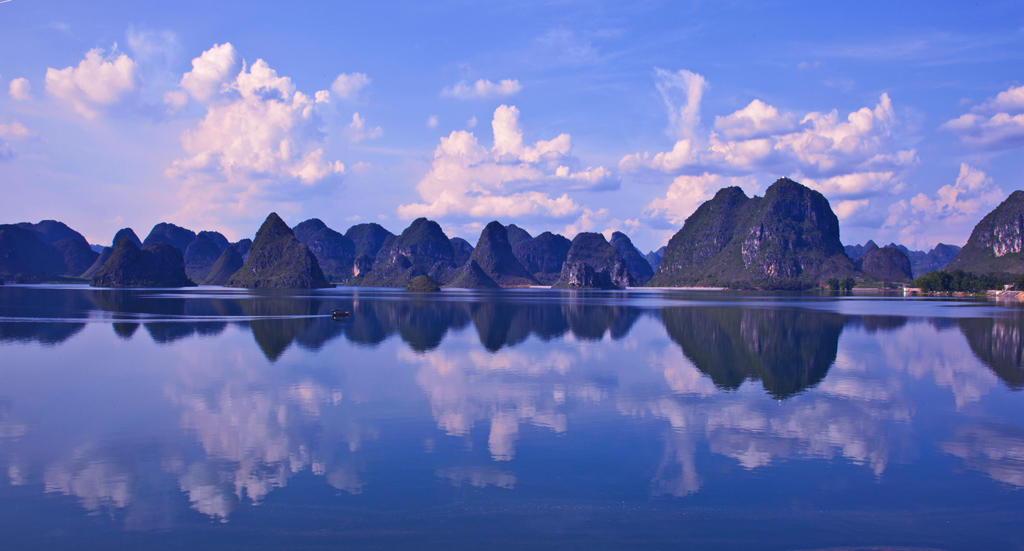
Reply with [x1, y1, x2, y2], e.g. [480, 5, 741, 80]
[345, 223, 393, 259]
[0, 224, 68, 282]
[609, 231, 654, 285]
[467, 221, 536, 287]
[112, 228, 143, 248]
[91, 239, 195, 287]
[231, 238, 252, 260]
[197, 231, 229, 252]
[508, 227, 572, 285]
[183, 232, 225, 282]
[552, 232, 632, 290]
[82, 247, 113, 279]
[201, 247, 244, 285]
[856, 243, 913, 282]
[52, 238, 99, 276]
[226, 213, 332, 289]
[947, 191, 1024, 274]
[406, 274, 441, 292]
[645, 246, 666, 271]
[650, 178, 855, 289]
[15, 220, 89, 246]
[844, 240, 877, 260]
[293, 218, 356, 282]
[915, 243, 960, 276]
[142, 223, 197, 253]
[450, 237, 474, 266]
[444, 259, 500, 289]
[356, 218, 454, 287]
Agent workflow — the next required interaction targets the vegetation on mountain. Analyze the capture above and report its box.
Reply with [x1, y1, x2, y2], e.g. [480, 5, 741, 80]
[293, 218, 356, 282]
[610, 231, 654, 285]
[142, 222, 197, 253]
[468, 221, 537, 287]
[552, 232, 632, 290]
[15, 220, 88, 246]
[509, 227, 571, 285]
[183, 232, 225, 282]
[857, 243, 913, 282]
[225, 213, 332, 289]
[345, 223, 393, 259]
[946, 190, 1024, 275]
[406, 274, 441, 292]
[444, 259, 500, 289]
[52, 237, 99, 277]
[202, 246, 244, 285]
[356, 218, 453, 287]
[112, 228, 143, 248]
[91, 239, 195, 287]
[912, 269, 1010, 293]
[450, 237, 473, 266]
[650, 178, 855, 289]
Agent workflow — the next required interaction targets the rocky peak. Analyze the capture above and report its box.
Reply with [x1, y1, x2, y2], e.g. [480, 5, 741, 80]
[609, 231, 654, 285]
[947, 191, 1024, 274]
[142, 222, 197, 253]
[552, 232, 632, 290]
[225, 213, 331, 289]
[469, 221, 537, 287]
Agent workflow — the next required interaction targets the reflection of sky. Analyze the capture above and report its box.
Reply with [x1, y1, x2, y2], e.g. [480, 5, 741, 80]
[0, 291, 1022, 537]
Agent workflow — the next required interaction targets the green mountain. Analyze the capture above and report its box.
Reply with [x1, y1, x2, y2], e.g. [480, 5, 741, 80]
[183, 232, 226, 282]
[91, 239, 195, 287]
[610, 231, 654, 285]
[357, 218, 454, 287]
[468, 221, 537, 287]
[53, 238, 99, 277]
[14, 220, 89, 246]
[552, 232, 632, 290]
[508, 225, 571, 285]
[345, 223, 393, 259]
[946, 191, 1024, 274]
[293, 218, 356, 282]
[856, 243, 913, 282]
[444, 259, 500, 289]
[450, 237, 474, 266]
[226, 213, 332, 289]
[142, 222, 197, 253]
[0, 224, 68, 282]
[201, 246, 244, 285]
[649, 178, 855, 289]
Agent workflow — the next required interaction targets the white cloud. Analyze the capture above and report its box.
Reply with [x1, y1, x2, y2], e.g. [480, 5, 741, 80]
[643, 173, 759, 226]
[125, 27, 179, 63]
[346, 112, 382, 143]
[9, 78, 30, 100]
[884, 163, 1005, 248]
[655, 68, 706, 140]
[168, 51, 343, 226]
[833, 199, 870, 220]
[45, 47, 139, 117]
[714, 99, 797, 139]
[942, 82, 1024, 151]
[466, 116, 478, 128]
[0, 121, 35, 140]
[426, 115, 439, 128]
[177, 43, 239, 103]
[442, 78, 522, 100]
[330, 72, 370, 100]
[399, 104, 616, 221]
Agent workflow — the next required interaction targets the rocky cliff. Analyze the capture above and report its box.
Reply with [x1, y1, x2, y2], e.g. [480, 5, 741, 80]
[225, 213, 332, 289]
[467, 221, 536, 287]
[946, 191, 1024, 274]
[142, 223, 197, 253]
[552, 232, 632, 290]
[650, 178, 855, 289]
[856, 243, 913, 282]
[91, 239, 195, 287]
[293, 218, 356, 282]
[610, 231, 654, 285]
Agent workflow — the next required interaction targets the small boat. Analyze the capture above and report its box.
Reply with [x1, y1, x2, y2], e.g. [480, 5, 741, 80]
[331, 309, 350, 320]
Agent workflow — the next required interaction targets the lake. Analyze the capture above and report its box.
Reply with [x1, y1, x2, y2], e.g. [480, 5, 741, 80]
[0, 285, 1022, 550]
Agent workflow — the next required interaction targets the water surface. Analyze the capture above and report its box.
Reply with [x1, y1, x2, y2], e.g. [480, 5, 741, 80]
[1, 285, 1022, 550]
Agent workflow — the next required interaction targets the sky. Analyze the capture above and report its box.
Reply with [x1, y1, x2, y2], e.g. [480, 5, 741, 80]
[0, 0, 1022, 253]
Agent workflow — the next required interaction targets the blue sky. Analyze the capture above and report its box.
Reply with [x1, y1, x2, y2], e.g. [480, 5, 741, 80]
[1, 0, 1022, 252]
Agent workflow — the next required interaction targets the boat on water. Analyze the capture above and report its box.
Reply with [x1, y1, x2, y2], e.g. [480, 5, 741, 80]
[331, 309, 349, 320]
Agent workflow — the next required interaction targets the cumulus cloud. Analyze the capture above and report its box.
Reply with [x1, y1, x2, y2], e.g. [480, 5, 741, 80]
[442, 78, 522, 100]
[346, 112, 382, 143]
[175, 43, 239, 103]
[714, 99, 797, 139]
[644, 173, 759, 226]
[884, 163, 1005, 248]
[330, 72, 370, 100]
[168, 48, 343, 225]
[398, 105, 616, 221]
[45, 47, 139, 117]
[9, 77, 30, 100]
[942, 82, 1024, 151]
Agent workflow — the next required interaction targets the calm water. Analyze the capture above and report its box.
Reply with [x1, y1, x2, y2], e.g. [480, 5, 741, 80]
[1, 285, 1022, 550]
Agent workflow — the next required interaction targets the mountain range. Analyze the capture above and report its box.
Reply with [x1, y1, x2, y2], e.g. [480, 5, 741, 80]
[4, 178, 1024, 289]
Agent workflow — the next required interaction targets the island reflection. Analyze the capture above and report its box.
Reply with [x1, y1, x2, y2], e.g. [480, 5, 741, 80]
[0, 286, 1022, 526]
